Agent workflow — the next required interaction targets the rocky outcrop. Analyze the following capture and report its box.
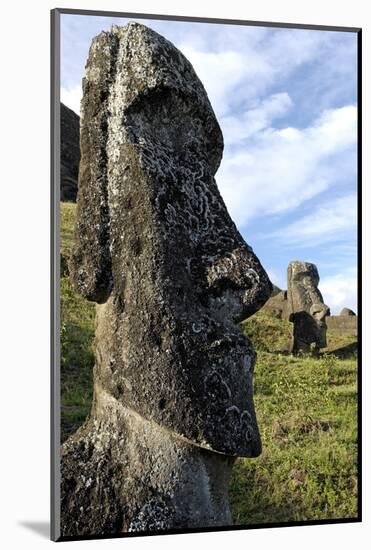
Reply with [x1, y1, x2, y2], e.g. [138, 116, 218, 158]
[271, 284, 281, 297]
[340, 307, 356, 316]
[262, 289, 289, 320]
[61, 22, 272, 537]
[326, 315, 357, 336]
[60, 102, 80, 202]
[287, 261, 330, 355]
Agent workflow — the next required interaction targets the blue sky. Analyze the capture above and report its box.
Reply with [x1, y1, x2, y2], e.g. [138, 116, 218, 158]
[61, 14, 358, 314]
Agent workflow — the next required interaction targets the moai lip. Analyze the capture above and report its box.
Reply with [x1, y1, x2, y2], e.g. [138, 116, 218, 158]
[70, 22, 272, 458]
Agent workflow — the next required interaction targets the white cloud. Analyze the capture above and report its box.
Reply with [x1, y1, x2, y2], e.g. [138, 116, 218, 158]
[221, 93, 293, 144]
[320, 266, 357, 314]
[306, 106, 358, 154]
[262, 29, 332, 76]
[174, 30, 357, 231]
[270, 194, 357, 246]
[61, 85, 82, 116]
[180, 46, 270, 117]
[178, 28, 334, 119]
[216, 105, 357, 227]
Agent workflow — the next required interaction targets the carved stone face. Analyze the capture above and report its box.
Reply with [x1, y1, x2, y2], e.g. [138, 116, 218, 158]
[288, 261, 330, 352]
[310, 303, 330, 322]
[287, 261, 324, 314]
[71, 23, 272, 458]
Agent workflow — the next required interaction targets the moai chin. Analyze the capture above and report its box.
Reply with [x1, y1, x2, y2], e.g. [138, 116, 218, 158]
[287, 261, 330, 355]
[61, 22, 272, 537]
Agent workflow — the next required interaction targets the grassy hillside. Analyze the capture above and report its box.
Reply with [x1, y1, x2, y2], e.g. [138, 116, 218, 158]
[60, 202, 358, 524]
[60, 203, 95, 439]
[241, 311, 292, 353]
[230, 350, 357, 523]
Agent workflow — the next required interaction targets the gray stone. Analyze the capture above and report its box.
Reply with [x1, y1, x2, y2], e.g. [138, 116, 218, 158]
[60, 103, 80, 202]
[271, 284, 282, 297]
[326, 315, 357, 336]
[62, 22, 272, 537]
[262, 289, 289, 319]
[340, 307, 356, 316]
[287, 261, 330, 354]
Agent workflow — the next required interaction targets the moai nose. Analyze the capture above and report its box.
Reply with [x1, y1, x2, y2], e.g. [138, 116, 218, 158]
[70, 21, 272, 458]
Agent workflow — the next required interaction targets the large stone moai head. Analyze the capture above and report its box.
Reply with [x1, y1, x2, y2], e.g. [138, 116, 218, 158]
[70, 22, 272, 458]
[287, 261, 330, 354]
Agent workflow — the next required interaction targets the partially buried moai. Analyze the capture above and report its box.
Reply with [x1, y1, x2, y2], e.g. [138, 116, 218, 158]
[287, 261, 330, 355]
[61, 22, 272, 537]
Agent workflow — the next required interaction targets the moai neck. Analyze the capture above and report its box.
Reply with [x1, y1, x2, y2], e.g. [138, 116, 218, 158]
[90, 381, 235, 531]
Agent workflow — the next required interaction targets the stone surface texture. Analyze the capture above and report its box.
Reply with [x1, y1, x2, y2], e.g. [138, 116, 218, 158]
[60, 103, 80, 201]
[340, 307, 356, 316]
[262, 289, 289, 320]
[287, 261, 330, 354]
[326, 315, 357, 336]
[62, 22, 272, 537]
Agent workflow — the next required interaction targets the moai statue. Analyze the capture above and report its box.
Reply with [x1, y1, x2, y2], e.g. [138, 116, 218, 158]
[287, 261, 330, 355]
[61, 23, 272, 537]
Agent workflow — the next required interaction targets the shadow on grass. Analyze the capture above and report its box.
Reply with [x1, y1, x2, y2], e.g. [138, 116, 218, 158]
[325, 342, 358, 359]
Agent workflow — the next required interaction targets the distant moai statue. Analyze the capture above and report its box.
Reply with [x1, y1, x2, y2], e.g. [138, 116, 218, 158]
[287, 261, 330, 355]
[61, 23, 272, 537]
[340, 307, 356, 316]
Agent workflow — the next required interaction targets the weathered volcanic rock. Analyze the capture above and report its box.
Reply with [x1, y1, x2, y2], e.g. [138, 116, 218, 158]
[62, 22, 272, 537]
[271, 284, 282, 297]
[262, 289, 289, 319]
[60, 102, 80, 202]
[326, 314, 357, 336]
[340, 307, 356, 316]
[287, 261, 330, 354]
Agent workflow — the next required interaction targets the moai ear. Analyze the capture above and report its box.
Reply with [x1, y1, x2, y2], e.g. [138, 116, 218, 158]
[69, 31, 119, 303]
[69, 174, 113, 304]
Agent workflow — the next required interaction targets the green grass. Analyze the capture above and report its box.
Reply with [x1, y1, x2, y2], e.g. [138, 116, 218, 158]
[60, 202, 358, 524]
[60, 202, 95, 440]
[241, 311, 293, 353]
[230, 351, 357, 523]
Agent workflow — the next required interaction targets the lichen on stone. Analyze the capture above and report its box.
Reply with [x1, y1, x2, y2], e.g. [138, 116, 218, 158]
[62, 22, 272, 537]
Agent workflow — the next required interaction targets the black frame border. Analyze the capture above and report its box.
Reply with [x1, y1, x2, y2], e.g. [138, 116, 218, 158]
[51, 7, 362, 543]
